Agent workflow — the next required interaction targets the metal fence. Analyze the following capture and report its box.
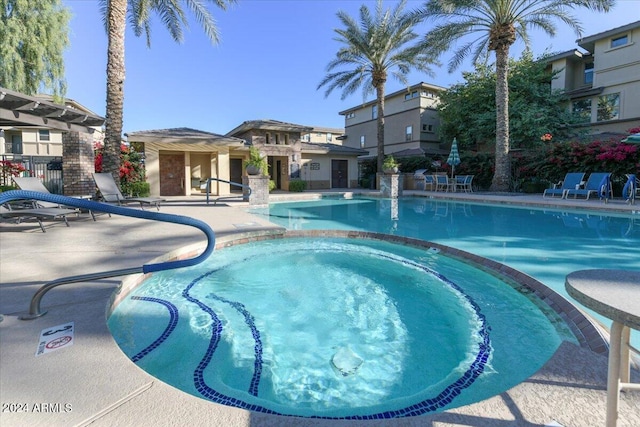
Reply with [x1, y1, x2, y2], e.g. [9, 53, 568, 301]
[1, 155, 64, 194]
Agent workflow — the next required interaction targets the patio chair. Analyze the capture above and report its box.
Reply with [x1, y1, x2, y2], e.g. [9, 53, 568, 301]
[435, 175, 450, 192]
[13, 177, 93, 220]
[1, 204, 77, 232]
[92, 173, 164, 210]
[543, 173, 585, 198]
[564, 172, 612, 200]
[424, 175, 436, 191]
[455, 175, 474, 193]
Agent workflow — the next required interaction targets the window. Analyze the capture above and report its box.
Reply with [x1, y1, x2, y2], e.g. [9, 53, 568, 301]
[360, 135, 365, 148]
[597, 93, 620, 121]
[10, 135, 23, 154]
[584, 63, 594, 85]
[372, 105, 378, 119]
[611, 35, 628, 48]
[404, 91, 418, 101]
[422, 124, 434, 132]
[572, 99, 592, 122]
[346, 112, 355, 119]
[301, 134, 310, 142]
[275, 134, 280, 144]
[405, 125, 412, 141]
[326, 133, 332, 143]
[38, 130, 50, 141]
[265, 133, 271, 144]
[284, 134, 290, 145]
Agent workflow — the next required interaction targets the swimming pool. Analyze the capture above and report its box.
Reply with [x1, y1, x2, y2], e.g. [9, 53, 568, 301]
[255, 197, 640, 348]
[108, 234, 569, 419]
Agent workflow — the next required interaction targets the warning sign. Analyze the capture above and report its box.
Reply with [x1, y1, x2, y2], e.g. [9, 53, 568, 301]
[36, 322, 74, 356]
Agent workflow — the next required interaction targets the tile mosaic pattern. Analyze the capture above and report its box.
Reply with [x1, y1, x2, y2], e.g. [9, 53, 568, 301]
[130, 236, 492, 419]
[129, 296, 179, 363]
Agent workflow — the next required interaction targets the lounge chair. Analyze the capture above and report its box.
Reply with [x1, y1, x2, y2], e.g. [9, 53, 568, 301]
[564, 172, 612, 200]
[92, 173, 164, 210]
[543, 173, 585, 198]
[13, 177, 93, 220]
[1, 204, 77, 232]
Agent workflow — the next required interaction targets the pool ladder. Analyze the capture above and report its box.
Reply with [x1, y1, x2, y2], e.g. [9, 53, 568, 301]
[0, 190, 216, 320]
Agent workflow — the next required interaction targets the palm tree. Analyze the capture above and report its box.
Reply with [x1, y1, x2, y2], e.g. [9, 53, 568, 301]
[416, 0, 613, 191]
[100, 0, 235, 179]
[318, 0, 437, 175]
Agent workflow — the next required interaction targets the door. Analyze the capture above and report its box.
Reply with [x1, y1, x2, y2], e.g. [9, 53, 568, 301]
[230, 158, 243, 193]
[331, 160, 348, 188]
[159, 153, 185, 196]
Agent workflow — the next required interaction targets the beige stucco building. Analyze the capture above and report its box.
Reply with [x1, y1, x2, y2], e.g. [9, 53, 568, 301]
[338, 82, 447, 158]
[546, 20, 640, 134]
[127, 120, 365, 197]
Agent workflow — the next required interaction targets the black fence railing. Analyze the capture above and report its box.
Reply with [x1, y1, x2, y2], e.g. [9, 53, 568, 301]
[1, 155, 64, 194]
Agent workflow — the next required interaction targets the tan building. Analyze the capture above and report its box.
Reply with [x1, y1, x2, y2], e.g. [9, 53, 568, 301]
[227, 120, 365, 191]
[128, 120, 365, 197]
[338, 82, 447, 158]
[125, 128, 245, 197]
[301, 126, 345, 145]
[0, 87, 104, 195]
[546, 20, 640, 135]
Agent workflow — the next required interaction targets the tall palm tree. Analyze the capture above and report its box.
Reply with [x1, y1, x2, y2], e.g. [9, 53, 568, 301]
[318, 0, 437, 174]
[416, 0, 613, 191]
[100, 0, 235, 179]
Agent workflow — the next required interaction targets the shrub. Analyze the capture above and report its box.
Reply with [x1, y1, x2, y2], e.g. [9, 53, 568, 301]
[268, 180, 276, 192]
[123, 181, 150, 197]
[288, 179, 307, 192]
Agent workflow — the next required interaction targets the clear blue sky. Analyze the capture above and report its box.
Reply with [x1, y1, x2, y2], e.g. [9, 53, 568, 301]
[63, 0, 640, 135]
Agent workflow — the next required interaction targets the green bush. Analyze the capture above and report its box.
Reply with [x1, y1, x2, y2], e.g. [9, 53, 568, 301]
[288, 179, 307, 192]
[122, 181, 150, 197]
[268, 180, 276, 192]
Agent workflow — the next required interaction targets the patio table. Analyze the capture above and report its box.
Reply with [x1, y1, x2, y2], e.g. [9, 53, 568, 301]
[565, 269, 640, 427]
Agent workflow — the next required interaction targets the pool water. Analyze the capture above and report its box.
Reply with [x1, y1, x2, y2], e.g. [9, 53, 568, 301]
[108, 237, 566, 419]
[256, 197, 640, 348]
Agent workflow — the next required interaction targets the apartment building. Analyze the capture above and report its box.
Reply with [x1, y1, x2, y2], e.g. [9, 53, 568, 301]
[338, 82, 447, 159]
[301, 126, 345, 145]
[547, 20, 640, 134]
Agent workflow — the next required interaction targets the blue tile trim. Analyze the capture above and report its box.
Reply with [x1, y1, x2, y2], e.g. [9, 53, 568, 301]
[129, 296, 179, 363]
[178, 251, 492, 419]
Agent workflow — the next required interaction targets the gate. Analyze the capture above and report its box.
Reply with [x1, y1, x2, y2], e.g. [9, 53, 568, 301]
[1, 155, 64, 194]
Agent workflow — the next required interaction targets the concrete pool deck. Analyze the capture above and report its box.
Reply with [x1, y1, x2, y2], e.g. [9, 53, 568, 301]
[1, 191, 639, 427]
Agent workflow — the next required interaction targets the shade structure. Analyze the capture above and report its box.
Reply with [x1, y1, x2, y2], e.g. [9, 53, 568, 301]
[621, 133, 640, 143]
[447, 138, 461, 178]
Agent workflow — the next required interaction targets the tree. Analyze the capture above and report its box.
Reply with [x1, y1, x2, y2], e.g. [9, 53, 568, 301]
[318, 0, 437, 174]
[416, 0, 614, 191]
[438, 52, 584, 151]
[99, 0, 236, 179]
[0, 0, 70, 100]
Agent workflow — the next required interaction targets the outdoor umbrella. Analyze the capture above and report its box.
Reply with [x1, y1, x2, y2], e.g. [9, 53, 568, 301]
[621, 133, 640, 143]
[447, 138, 461, 178]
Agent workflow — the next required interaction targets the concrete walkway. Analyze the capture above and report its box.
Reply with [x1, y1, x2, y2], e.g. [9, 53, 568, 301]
[1, 192, 639, 427]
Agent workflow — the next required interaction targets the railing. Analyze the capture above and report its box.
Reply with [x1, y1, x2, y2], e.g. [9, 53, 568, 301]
[0, 190, 216, 319]
[205, 177, 251, 205]
[1, 155, 63, 193]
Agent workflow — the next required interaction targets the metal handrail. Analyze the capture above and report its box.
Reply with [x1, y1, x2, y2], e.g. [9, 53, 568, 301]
[205, 177, 251, 205]
[0, 190, 216, 319]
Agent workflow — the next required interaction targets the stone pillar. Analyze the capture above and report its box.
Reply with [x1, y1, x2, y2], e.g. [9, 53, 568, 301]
[243, 175, 269, 207]
[379, 174, 403, 198]
[62, 131, 96, 196]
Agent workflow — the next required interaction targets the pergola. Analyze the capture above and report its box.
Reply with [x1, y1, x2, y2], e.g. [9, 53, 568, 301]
[0, 86, 104, 133]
